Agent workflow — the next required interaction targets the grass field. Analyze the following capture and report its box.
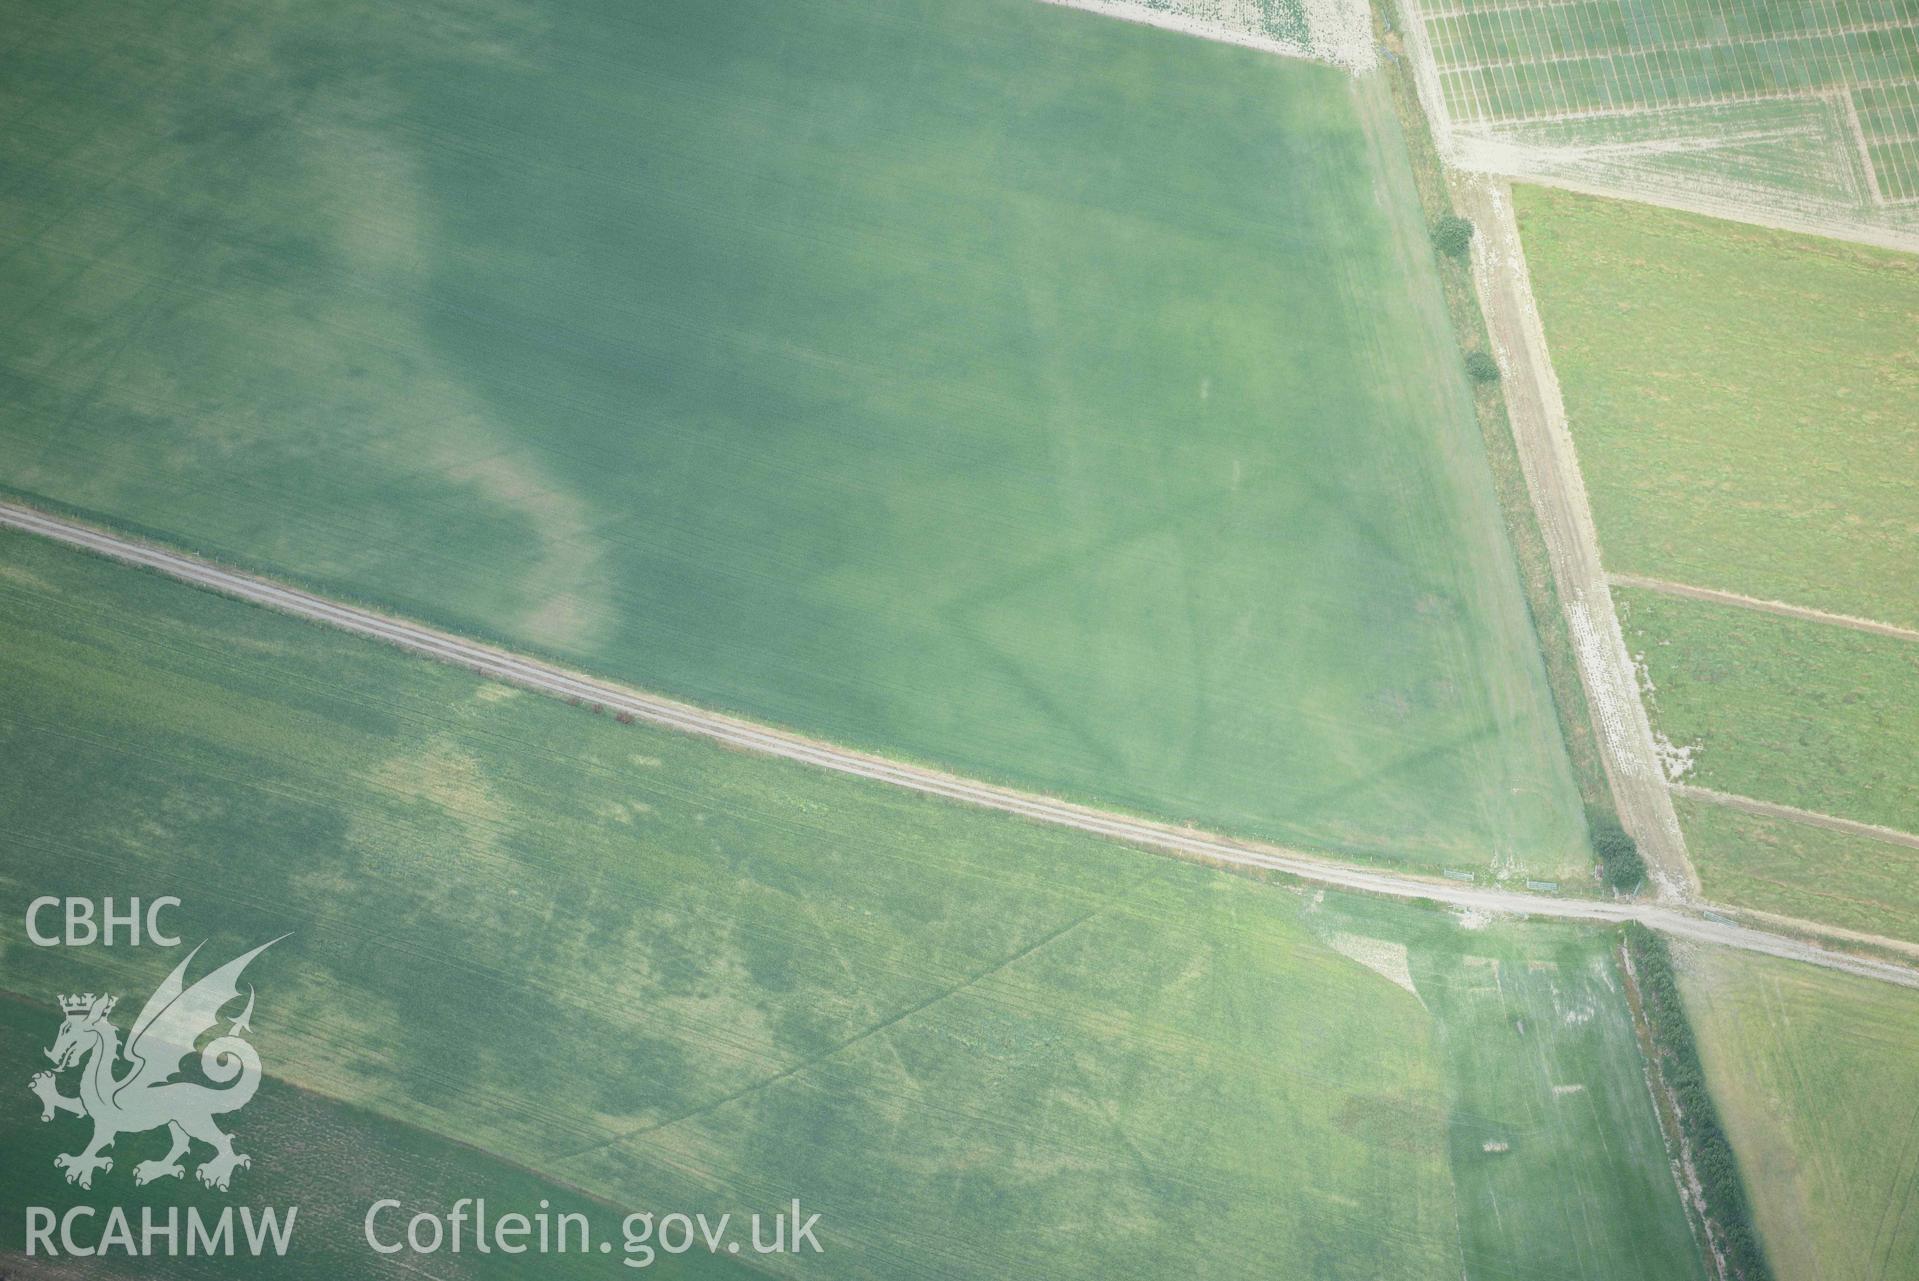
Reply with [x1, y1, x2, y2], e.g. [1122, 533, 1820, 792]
[0, 532, 1699, 1279]
[0, 0, 1589, 874]
[1677, 795, 1919, 947]
[1618, 588, 1919, 834]
[1409, 0, 1919, 231]
[1679, 944, 1919, 1281]
[1517, 186, 1919, 626]
[1312, 895, 1704, 1280]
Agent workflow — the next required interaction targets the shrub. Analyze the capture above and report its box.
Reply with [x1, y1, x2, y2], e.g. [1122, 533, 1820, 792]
[1464, 349, 1500, 383]
[1432, 213, 1474, 259]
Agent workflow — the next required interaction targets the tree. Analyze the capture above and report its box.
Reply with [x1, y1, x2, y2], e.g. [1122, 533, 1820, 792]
[1464, 349, 1500, 383]
[1589, 811, 1645, 892]
[1432, 213, 1474, 259]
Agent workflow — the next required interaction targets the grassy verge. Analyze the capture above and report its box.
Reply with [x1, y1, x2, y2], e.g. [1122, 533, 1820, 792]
[1624, 925, 1772, 1281]
[1374, 1, 1618, 867]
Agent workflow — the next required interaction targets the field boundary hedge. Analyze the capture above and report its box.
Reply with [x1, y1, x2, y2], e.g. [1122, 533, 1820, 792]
[1624, 924, 1774, 1281]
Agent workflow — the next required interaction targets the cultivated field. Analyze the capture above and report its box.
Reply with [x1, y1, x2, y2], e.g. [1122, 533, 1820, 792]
[1674, 794, 1919, 948]
[0, 533, 1697, 1279]
[1402, 0, 1919, 241]
[1679, 944, 1919, 1281]
[1619, 588, 1919, 834]
[0, 0, 1589, 875]
[1517, 186, 1919, 626]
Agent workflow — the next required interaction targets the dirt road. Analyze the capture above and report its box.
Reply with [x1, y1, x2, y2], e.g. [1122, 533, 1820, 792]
[5, 500, 1914, 990]
[1456, 176, 1698, 902]
[1610, 572, 1919, 643]
[1674, 783, 1919, 852]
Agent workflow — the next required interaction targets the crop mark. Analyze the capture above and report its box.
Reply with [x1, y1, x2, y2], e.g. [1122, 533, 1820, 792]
[9, 501, 1919, 991]
[555, 866, 1162, 1158]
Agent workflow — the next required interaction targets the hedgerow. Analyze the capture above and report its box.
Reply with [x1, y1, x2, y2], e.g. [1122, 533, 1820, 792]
[1625, 924, 1773, 1281]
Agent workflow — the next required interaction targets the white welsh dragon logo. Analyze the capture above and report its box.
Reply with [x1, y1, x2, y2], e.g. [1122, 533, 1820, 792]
[29, 938, 282, 1192]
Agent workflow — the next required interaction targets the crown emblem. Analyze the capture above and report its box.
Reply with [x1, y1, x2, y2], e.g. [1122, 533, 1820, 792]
[59, 993, 114, 1017]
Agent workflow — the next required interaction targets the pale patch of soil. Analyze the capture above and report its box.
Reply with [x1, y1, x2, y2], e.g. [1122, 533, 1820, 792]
[1325, 931, 1421, 1000]
[1038, 0, 1376, 72]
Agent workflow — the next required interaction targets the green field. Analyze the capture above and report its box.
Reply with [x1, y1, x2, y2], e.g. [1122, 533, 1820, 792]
[1414, 1, 1919, 227]
[0, 532, 1698, 1279]
[0, 0, 1589, 874]
[1517, 186, 1919, 625]
[1618, 588, 1919, 834]
[1679, 944, 1919, 1281]
[1677, 795, 1919, 947]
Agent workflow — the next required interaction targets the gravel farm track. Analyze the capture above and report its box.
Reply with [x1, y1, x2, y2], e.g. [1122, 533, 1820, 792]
[1672, 784, 1919, 854]
[1609, 572, 1919, 644]
[4, 499, 1916, 991]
